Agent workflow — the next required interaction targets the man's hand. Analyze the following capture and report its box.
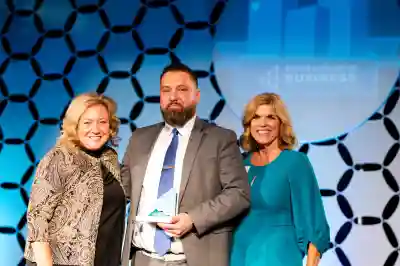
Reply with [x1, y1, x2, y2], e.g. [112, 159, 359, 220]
[157, 213, 193, 238]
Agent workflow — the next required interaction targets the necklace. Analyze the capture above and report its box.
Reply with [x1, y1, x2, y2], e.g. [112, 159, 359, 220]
[250, 175, 257, 186]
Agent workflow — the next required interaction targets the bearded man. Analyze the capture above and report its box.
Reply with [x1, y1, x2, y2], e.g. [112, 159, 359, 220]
[120, 63, 250, 266]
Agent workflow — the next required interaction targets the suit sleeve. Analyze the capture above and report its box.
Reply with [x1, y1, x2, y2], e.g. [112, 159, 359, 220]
[26, 150, 64, 242]
[120, 134, 135, 200]
[289, 152, 331, 256]
[188, 130, 251, 235]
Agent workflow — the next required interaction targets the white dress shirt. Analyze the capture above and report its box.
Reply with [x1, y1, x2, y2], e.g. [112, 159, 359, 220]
[132, 116, 196, 258]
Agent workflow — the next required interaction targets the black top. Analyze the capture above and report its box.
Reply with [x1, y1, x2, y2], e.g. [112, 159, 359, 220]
[83, 146, 126, 266]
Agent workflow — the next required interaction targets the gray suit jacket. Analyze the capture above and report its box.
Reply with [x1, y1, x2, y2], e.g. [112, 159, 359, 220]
[120, 118, 250, 266]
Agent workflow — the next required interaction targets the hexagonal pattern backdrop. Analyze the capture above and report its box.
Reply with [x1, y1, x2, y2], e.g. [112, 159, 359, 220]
[0, 1, 400, 266]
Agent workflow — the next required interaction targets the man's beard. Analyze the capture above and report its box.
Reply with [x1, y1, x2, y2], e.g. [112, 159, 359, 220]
[161, 104, 196, 127]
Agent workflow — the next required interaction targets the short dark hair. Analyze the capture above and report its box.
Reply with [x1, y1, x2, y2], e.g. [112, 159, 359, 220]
[160, 63, 198, 87]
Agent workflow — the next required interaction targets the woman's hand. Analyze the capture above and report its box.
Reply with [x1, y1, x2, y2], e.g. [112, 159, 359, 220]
[306, 242, 320, 266]
[32, 242, 53, 266]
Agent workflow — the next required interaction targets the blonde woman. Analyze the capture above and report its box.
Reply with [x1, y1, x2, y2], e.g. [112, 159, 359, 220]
[24, 92, 126, 266]
[230, 93, 330, 266]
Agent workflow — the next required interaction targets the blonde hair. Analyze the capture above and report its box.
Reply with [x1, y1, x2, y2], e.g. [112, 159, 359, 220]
[57, 92, 120, 149]
[240, 92, 297, 152]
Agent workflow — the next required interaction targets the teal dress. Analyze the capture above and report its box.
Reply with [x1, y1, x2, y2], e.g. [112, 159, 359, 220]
[230, 150, 330, 266]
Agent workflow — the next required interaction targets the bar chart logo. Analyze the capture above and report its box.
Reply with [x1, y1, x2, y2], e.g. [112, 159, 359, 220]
[213, 0, 400, 141]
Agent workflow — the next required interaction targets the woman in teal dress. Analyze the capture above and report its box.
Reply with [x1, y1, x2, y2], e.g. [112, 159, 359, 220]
[230, 93, 330, 266]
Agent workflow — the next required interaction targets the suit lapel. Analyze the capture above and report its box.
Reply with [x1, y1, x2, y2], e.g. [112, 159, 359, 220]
[179, 118, 206, 204]
[131, 123, 163, 215]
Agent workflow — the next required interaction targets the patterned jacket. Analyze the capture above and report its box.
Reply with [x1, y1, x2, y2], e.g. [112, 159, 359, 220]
[24, 144, 125, 265]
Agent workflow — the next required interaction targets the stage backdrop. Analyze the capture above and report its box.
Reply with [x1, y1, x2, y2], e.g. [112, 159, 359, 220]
[0, 0, 400, 265]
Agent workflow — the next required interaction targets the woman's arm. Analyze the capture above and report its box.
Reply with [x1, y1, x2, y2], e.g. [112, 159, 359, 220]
[306, 243, 321, 266]
[31, 243, 52, 266]
[26, 150, 65, 265]
[288, 152, 331, 262]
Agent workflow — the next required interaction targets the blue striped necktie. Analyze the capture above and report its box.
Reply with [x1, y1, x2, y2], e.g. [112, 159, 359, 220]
[154, 128, 179, 256]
